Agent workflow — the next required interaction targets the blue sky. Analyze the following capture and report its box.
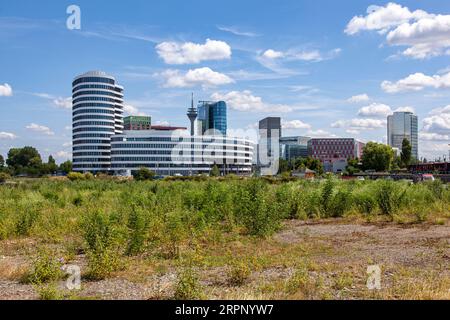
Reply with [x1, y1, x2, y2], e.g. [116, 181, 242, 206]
[1, 0, 449, 162]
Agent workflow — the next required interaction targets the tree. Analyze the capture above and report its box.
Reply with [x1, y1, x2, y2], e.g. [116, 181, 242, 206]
[133, 167, 155, 181]
[361, 142, 394, 172]
[59, 160, 73, 174]
[345, 157, 361, 175]
[210, 164, 220, 177]
[400, 138, 412, 168]
[6, 146, 42, 175]
[294, 156, 324, 175]
[41, 155, 58, 175]
[0, 154, 4, 170]
[278, 158, 290, 174]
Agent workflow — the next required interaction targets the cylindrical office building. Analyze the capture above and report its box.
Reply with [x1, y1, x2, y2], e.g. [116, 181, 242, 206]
[72, 71, 124, 172]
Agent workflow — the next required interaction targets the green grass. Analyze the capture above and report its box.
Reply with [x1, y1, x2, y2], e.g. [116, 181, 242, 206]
[0, 176, 448, 288]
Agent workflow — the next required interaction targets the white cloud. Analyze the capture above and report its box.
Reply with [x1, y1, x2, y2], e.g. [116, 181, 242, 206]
[419, 132, 449, 141]
[0, 131, 17, 139]
[159, 67, 234, 88]
[55, 151, 71, 159]
[0, 83, 13, 96]
[26, 123, 54, 135]
[62, 142, 72, 147]
[210, 90, 294, 113]
[123, 104, 147, 116]
[217, 26, 260, 37]
[262, 49, 284, 59]
[394, 106, 415, 113]
[331, 118, 386, 130]
[306, 129, 337, 138]
[261, 48, 341, 62]
[381, 71, 450, 93]
[422, 114, 450, 133]
[357, 103, 392, 118]
[348, 94, 370, 103]
[156, 39, 231, 64]
[53, 97, 72, 109]
[281, 120, 311, 130]
[346, 3, 450, 59]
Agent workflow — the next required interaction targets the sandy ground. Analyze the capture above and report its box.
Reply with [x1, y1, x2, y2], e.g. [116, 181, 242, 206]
[1, 220, 449, 300]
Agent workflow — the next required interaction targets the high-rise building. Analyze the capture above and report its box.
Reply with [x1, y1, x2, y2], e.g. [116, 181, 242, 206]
[258, 117, 281, 162]
[387, 111, 418, 159]
[72, 71, 124, 172]
[197, 101, 227, 135]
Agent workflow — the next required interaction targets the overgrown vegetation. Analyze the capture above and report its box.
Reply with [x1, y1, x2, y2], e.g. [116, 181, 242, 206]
[0, 176, 448, 299]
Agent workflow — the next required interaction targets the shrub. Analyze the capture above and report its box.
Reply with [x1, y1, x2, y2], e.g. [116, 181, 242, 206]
[233, 179, 281, 237]
[227, 261, 251, 286]
[15, 206, 40, 236]
[376, 180, 406, 217]
[67, 172, 85, 181]
[25, 248, 64, 284]
[84, 172, 94, 180]
[133, 167, 155, 181]
[82, 210, 122, 279]
[126, 207, 147, 256]
[354, 193, 376, 215]
[174, 268, 204, 300]
[0, 172, 10, 183]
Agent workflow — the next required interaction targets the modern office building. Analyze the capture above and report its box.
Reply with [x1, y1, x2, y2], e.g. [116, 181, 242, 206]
[308, 138, 365, 162]
[197, 101, 227, 136]
[72, 71, 124, 172]
[72, 72, 253, 176]
[110, 130, 254, 176]
[258, 117, 281, 162]
[124, 116, 151, 130]
[279, 136, 310, 161]
[387, 111, 418, 160]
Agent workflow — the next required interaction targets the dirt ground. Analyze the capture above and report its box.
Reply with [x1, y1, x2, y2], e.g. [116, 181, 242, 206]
[1, 220, 449, 300]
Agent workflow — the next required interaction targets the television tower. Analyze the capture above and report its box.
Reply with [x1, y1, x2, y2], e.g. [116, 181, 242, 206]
[187, 93, 197, 136]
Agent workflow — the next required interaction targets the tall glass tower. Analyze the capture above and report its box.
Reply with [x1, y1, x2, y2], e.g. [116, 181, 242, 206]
[72, 71, 124, 172]
[387, 111, 418, 160]
[196, 101, 227, 136]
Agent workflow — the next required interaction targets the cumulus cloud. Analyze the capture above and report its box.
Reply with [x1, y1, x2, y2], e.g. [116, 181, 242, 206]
[281, 120, 312, 130]
[0, 83, 13, 96]
[305, 129, 337, 138]
[348, 94, 370, 103]
[210, 90, 294, 113]
[262, 49, 284, 59]
[420, 105, 450, 146]
[331, 118, 386, 130]
[381, 71, 450, 93]
[346, 3, 450, 59]
[0, 131, 17, 139]
[159, 67, 234, 88]
[156, 39, 231, 64]
[394, 106, 415, 113]
[26, 123, 54, 135]
[357, 103, 392, 118]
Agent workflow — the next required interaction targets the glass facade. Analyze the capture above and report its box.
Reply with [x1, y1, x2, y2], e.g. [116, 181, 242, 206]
[72, 71, 124, 172]
[197, 101, 227, 135]
[387, 112, 418, 160]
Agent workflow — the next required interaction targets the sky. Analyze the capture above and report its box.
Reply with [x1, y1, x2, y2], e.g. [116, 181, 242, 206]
[0, 0, 449, 163]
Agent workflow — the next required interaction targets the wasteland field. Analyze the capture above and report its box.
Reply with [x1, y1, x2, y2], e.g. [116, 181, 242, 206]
[0, 177, 449, 300]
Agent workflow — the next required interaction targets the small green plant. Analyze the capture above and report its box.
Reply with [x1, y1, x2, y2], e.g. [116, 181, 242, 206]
[15, 206, 40, 236]
[26, 248, 64, 284]
[228, 261, 251, 286]
[67, 172, 85, 181]
[376, 180, 406, 217]
[126, 207, 147, 256]
[174, 268, 204, 300]
[35, 283, 64, 300]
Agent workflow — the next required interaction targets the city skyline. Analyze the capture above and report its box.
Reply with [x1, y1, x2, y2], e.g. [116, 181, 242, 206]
[1, 1, 450, 162]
